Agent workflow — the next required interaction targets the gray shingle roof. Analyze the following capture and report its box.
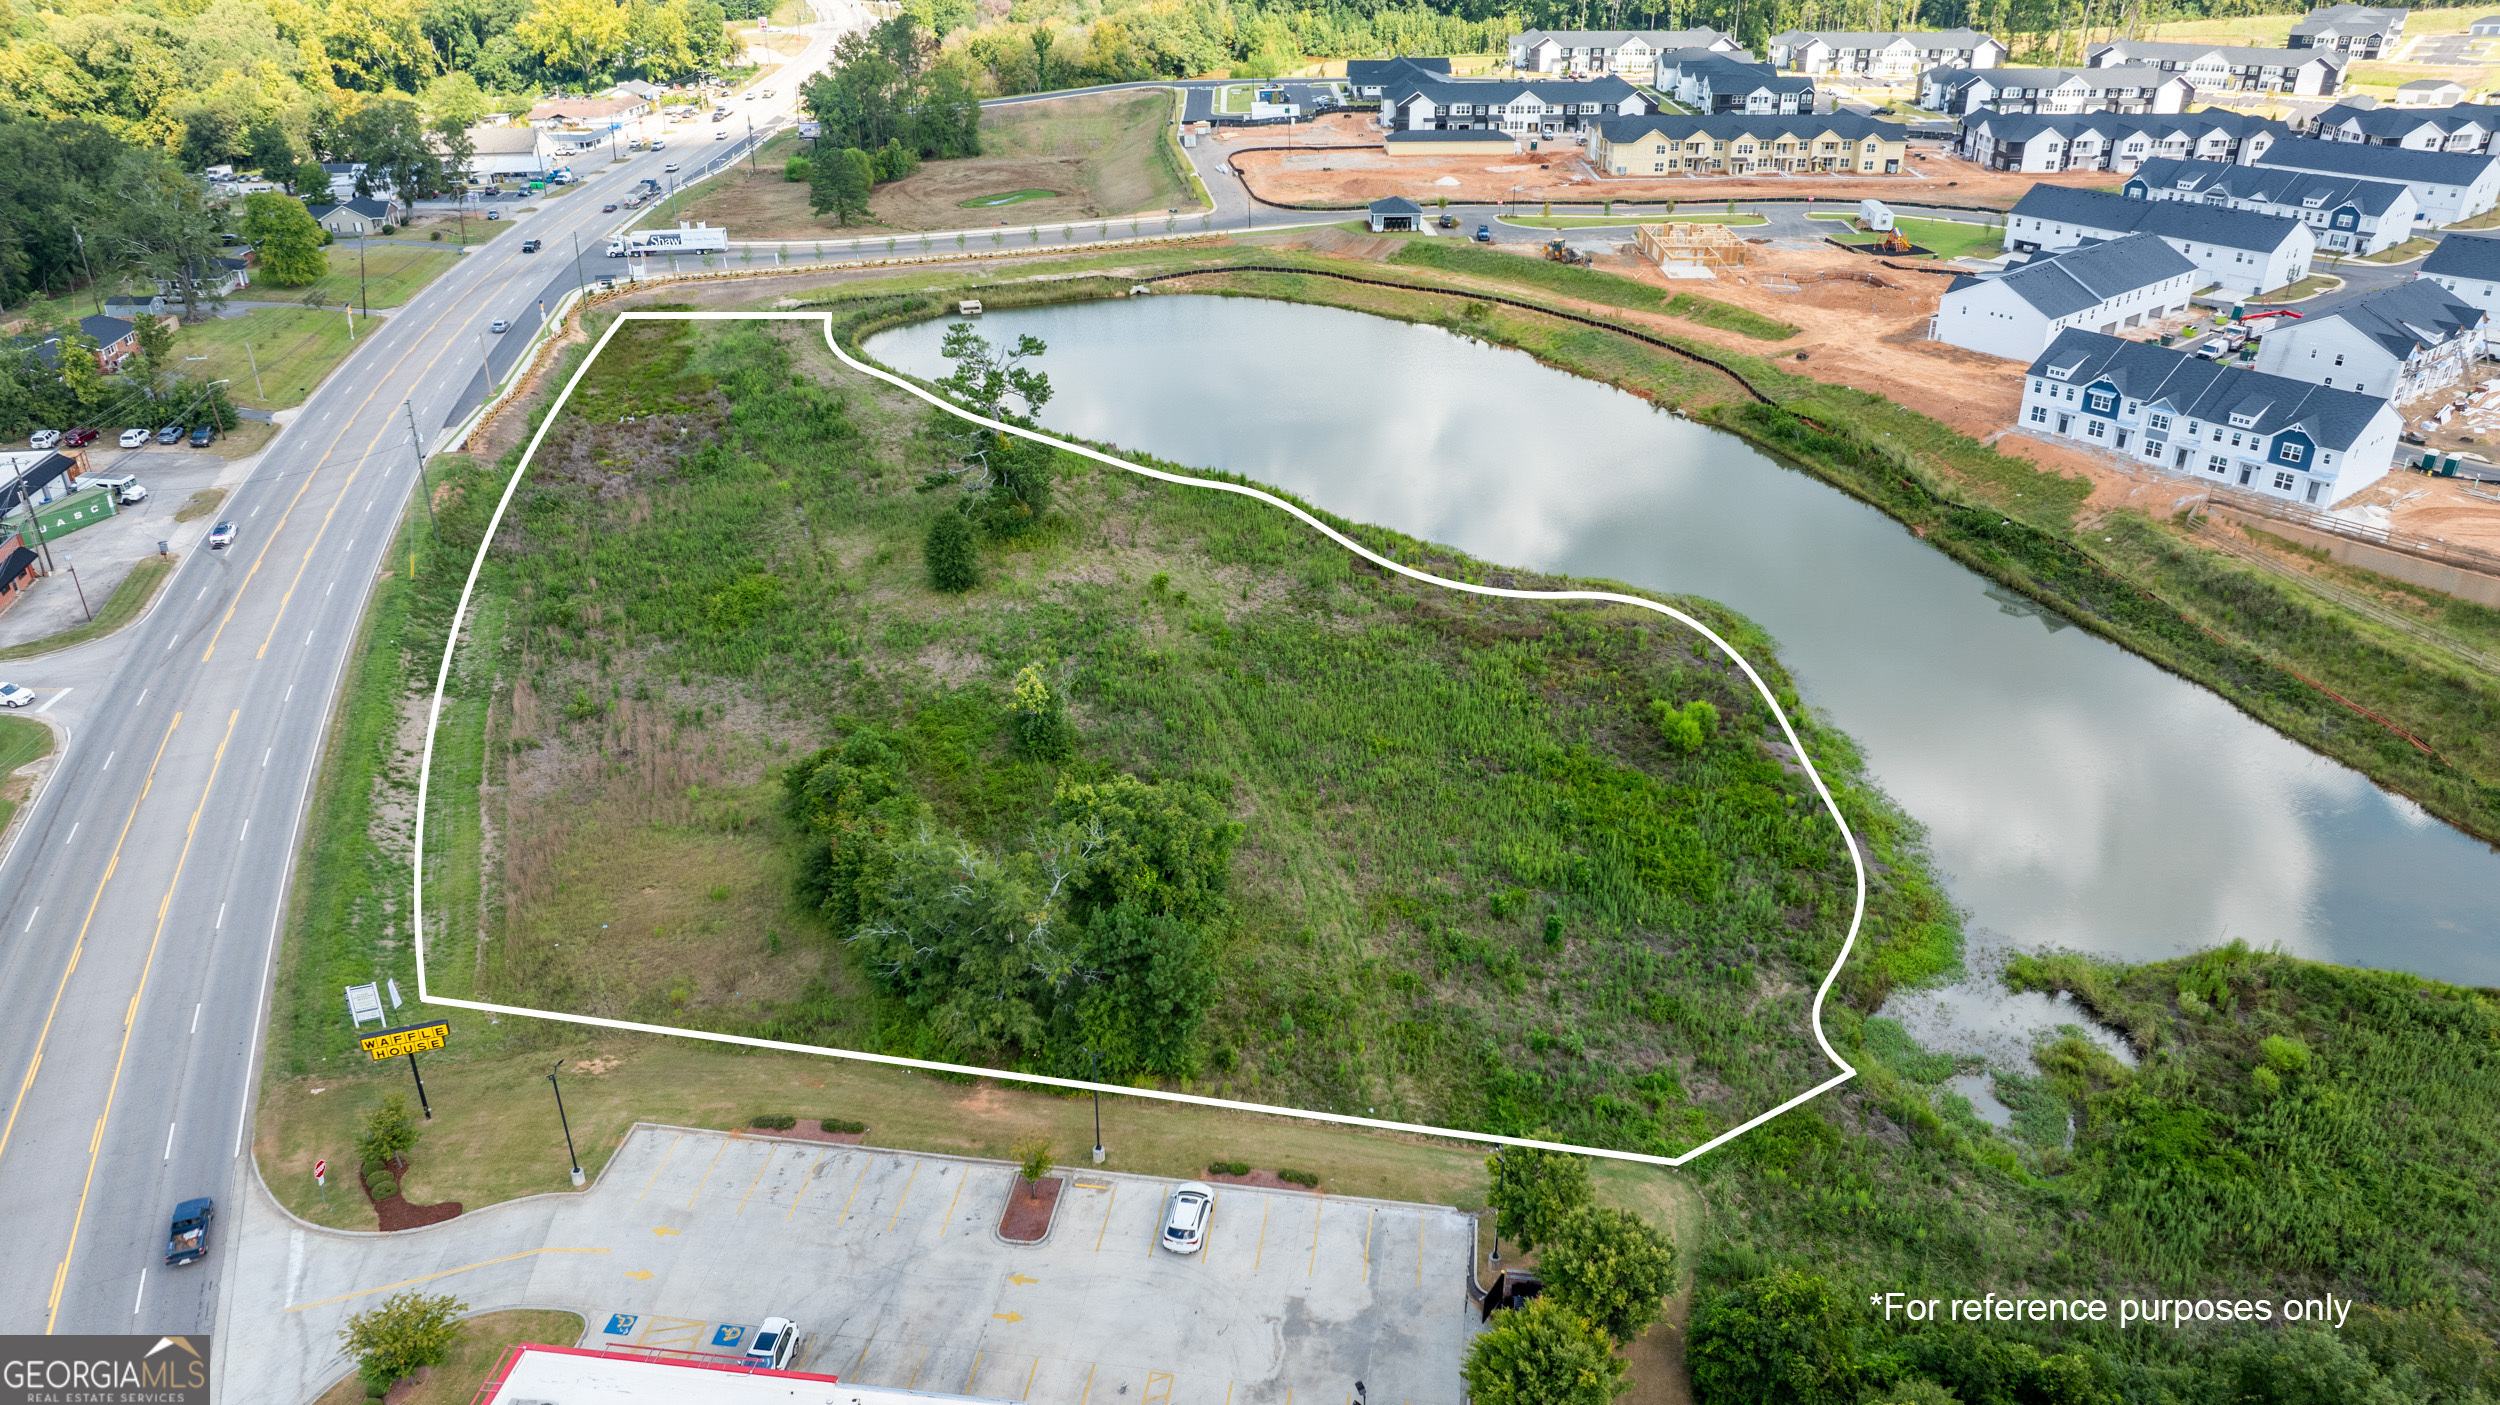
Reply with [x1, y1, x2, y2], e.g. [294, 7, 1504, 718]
[1595, 112, 1907, 144]
[2126, 155, 2410, 216]
[2322, 105, 2489, 139]
[2011, 184, 2308, 254]
[1369, 196, 1424, 214]
[2296, 279, 2483, 359]
[2087, 39, 2340, 66]
[2421, 231, 2500, 281]
[2025, 328, 2389, 449]
[2257, 136, 2500, 186]
[1959, 109, 2286, 143]
[1347, 57, 1450, 84]
[1952, 231, 2196, 317]
[1392, 75, 1643, 106]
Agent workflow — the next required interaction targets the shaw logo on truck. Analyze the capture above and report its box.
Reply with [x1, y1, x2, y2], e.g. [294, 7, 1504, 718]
[604, 223, 731, 257]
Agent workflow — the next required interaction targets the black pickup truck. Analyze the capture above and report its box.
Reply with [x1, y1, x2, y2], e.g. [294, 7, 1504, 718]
[166, 1198, 214, 1266]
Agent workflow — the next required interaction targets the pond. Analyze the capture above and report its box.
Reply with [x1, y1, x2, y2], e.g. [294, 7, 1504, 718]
[866, 296, 2500, 1044]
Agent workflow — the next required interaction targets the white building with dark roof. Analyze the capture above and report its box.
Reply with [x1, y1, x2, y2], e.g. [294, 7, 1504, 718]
[2289, 4, 2408, 57]
[2311, 104, 2493, 153]
[1934, 231, 2200, 359]
[2256, 137, 2500, 223]
[1381, 74, 1648, 136]
[1922, 65, 2193, 116]
[2252, 279, 2485, 401]
[1655, 51, 1818, 113]
[2084, 40, 2346, 96]
[2418, 231, 2500, 315]
[2022, 329, 2400, 502]
[1765, 29, 2008, 76]
[1955, 109, 2287, 172]
[2395, 78, 2468, 107]
[2122, 156, 2420, 254]
[2007, 185, 2315, 294]
[1506, 29, 1741, 81]
[2471, 14, 2500, 35]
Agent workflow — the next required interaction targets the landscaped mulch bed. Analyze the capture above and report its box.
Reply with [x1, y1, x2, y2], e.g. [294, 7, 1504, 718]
[996, 1175, 1063, 1243]
[365, 1160, 464, 1231]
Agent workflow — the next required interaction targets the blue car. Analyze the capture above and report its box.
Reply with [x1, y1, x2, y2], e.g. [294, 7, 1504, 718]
[166, 1197, 214, 1265]
[156, 424, 184, 444]
[1473, 225, 1492, 242]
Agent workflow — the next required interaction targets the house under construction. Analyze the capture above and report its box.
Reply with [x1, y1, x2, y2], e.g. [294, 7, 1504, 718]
[1636, 222, 1748, 269]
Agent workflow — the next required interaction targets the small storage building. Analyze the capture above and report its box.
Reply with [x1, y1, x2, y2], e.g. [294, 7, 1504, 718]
[1367, 196, 1424, 233]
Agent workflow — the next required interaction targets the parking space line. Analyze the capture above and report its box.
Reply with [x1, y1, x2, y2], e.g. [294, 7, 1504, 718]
[1254, 1196, 1270, 1270]
[686, 1137, 730, 1210]
[785, 1151, 825, 1221]
[888, 1159, 921, 1230]
[938, 1164, 965, 1235]
[849, 1334, 874, 1377]
[1202, 1193, 1218, 1268]
[1363, 1208, 1375, 1282]
[735, 1144, 774, 1214]
[637, 1133, 682, 1202]
[965, 1350, 982, 1394]
[906, 1346, 929, 1389]
[835, 1156, 869, 1226]
[1023, 1358, 1039, 1400]
[1081, 1363, 1095, 1403]
[1093, 1185, 1117, 1252]
[283, 1247, 611, 1312]
[1309, 1202, 1323, 1277]
[1144, 1370, 1174, 1403]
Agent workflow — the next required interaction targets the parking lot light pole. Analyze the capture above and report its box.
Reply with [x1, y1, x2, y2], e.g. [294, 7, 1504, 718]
[549, 1059, 586, 1187]
[1083, 1045, 1105, 1164]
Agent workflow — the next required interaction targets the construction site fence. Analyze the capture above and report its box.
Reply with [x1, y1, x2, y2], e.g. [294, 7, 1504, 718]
[2200, 483, 2500, 579]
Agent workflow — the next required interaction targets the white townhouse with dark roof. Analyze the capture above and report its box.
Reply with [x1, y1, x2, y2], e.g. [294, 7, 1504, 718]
[1922, 65, 2193, 116]
[2022, 330, 2400, 503]
[2084, 40, 2346, 96]
[2252, 279, 2486, 402]
[1383, 75, 1648, 136]
[2255, 138, 2500, 224]
[1934, 232, 2200, 360]
[2123, 156, 2420, 255]
[2007, 185, 2315, 295]
[1653, 51, 1819, 113]
[1955, 110, 2287, 172]
[2289, 4, 2407, 57]
[1765, 29, 2009, 77]
[2311, 104, 2493, 154]
[2418, 232, 2500, 316]
[1505, 29, 1740, 81]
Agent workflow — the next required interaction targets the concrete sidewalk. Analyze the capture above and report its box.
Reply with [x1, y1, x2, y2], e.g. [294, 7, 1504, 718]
[223, 1124, 1478, 1404]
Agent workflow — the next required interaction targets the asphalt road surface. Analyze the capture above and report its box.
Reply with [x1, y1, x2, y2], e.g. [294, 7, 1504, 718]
[0, 3, 862, 1369]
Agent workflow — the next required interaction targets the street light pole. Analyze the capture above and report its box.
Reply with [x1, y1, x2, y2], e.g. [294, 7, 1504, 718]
[549, 1059, 585, 1187]
[1083, 1045, 1105, 1164]
[404, 400, 439, 544]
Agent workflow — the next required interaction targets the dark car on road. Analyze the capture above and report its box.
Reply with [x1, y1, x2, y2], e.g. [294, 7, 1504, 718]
[521, 238, 542, 252]
[188, 424, 215, 448]
[156, 424, 184, 444]
[601, 202, 617, 212]
[166, 1198, 214, 1265]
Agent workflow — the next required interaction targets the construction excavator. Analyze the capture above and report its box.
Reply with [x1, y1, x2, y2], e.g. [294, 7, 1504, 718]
[1543, 239, 1593, 266]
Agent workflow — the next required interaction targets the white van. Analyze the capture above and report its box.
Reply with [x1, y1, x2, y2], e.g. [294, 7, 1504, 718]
[85, 474, 146, 504]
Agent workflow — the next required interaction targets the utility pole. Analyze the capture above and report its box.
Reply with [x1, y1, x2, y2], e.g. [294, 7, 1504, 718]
[63, 564, 90, 621]
[745, 115, 759, 177]
[358, 237, 370, 318]
[404, 400, 439, 543]
[244, 340, 265, 401]
[571, 229, 586, 296]
[4, 455, 58, 574]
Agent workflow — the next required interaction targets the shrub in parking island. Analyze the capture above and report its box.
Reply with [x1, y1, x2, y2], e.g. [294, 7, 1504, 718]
[1208, 1160, 1249, 1176]
[1461, 1295, 1628, 1405]
[750, 1114, 798, 1130]
[1276, 1168, 1320, 1188]
[340, 1291, 468, 1395]
[1012, 1135, 1054, 1186]
[822, 1118, 867, 1134]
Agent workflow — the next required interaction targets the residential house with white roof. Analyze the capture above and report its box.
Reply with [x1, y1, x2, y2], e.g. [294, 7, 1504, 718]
[2289, 4, 2407, 57]
[1382, 75, 1648, 136]
[1934, 232, 2200, 360]
[1505, 29, 1741, 81]
[2256, 137, 2500, 223]
[2084, 40, 2346, 96]
[2020, 329, 2400, 503]
[1592, 113, 1909, 174]
[2252, 279, 2485, 401]
[1765, 29, 2009, 76]
[1922, 65, 2193, 115]
[2007, 185, 2316, 294]
[2122, 156, 2420, 254]
[1955, 109, 2287, 171]
[2418, 231, 2500, 315]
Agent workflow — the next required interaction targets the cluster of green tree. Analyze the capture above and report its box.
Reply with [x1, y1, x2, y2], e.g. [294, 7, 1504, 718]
[1, 295, 242, 439]
[0, 0, 745, 161]
[929, 0, 1514, 93]
[795, 16, 978, 223]
[1464, 1148, 1681, 1405]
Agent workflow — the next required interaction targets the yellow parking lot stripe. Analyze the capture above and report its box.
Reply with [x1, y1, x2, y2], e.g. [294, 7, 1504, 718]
[835, 1157, 869, 1226]
[637, 1135, 682, 1203]
[1253, 1196, 1270, 1270]
[966, 1351, 982, 1393]
[736, 1147, 774, 1215]
[1024, 1358, 1039, 1399]
[889, 1159, 922, 1230]
[1363, 1208, 1375, 1283]
[283, 1248, 610, 1312]
[850, 1334, 874, 1376]
[687, 1137, 729, 1210]
[787, 1152, 826, 1221]
[1094, 1185, 1117, 1251]
[1308, 1202, 1323, 1276]
[1202, 1193, 1218, 1267]
[1082, 1364, 1096, 1404]
[907, 1347, 929, 1389]
[939, 1166, 966, 1235]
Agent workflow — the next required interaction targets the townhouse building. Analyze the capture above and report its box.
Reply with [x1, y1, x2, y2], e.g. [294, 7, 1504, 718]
[1955, 109, 2287, 172]
[1382, 75, 1648, 136]
[2007, 184, 2315, 294]
[1505, 29, 1740, 81]
[2251, 280, 2486, 402]
[2123, 156, 2419, 254]
[1764, 29, 2009, 76]
[2021, 329, 2400, 504]
[1655, 51, 1819, 113]
[1347, 56, 1450, 98]
[2288, 4, 2407, 58]
[2417, 231, 2500, 316]
[1592, 113, 1909, 174]
[1922, 65, 2193, 116]
[1934, 232, 2200, 359]
[2084, 40, 2346, 96]
[2310, 103, 2492, 153]
[2255, 137, 2500, 223]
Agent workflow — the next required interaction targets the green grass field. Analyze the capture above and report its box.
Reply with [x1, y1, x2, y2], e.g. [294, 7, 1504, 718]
[0, 714, 53, 833]
[0, 556, 173, 662]
[1388, 240, 1800, 339]
[168, 306, 361, 411]
[287, 245, 461, 309]
[1826, 216, 2004, 260]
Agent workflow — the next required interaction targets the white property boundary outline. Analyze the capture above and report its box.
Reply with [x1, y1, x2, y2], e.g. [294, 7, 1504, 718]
[413, 310, 1866, 1167]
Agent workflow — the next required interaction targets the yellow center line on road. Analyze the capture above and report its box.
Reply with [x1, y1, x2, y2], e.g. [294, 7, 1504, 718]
[0, 713, 182, 1171]
[1093, 1185, 1117, 1252]
[45, 711, 240, 1332]
[736, 1145, 774, 1215]
[785, 1151, 826, 1221]
[283, 1246, 612, 1313]
[887, 1159, 921, 1231]
[938, 1165, 965, 1235]
[687, 1136, 729, 1210]
[638, 1133, 683, 1202]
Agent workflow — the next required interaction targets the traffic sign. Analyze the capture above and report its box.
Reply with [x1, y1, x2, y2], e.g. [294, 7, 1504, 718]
[359, 1019, 450, 1061]
[314, 1159, 327, 1184]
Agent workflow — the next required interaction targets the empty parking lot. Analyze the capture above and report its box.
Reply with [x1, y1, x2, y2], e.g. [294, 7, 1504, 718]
[223, 1124, 1478, 1404]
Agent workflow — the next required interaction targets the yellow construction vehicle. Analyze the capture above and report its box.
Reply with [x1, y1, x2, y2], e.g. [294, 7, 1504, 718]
[1542, 238, 1592, 266]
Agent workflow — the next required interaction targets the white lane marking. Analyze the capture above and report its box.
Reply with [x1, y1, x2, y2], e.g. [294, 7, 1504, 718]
[197, 587, 207, 599]
[344, 539, 354, 552]
[63, 822, 77, 846]
[132, 1269, 145, 1316]
[238, 819, 247, 844]
[135, 690, 146, 707]
[165, 634, 176, 651]
[163, 1122, 176, 1160]
[305, 629, 314, 647]
[284, 685, 293, 703]
[326, 581, 333, 596]
[252, 505, 261, 517]
[101, 751, 113, 771]
[34, 687, 69, 713]
[191, 1003, 201, 1034]
[21, 905, 36, 932]
[215, 903, 225, 929]
[263, 748, 270, 769]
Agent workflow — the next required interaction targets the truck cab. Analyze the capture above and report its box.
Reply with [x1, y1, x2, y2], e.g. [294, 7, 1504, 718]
[166, 1198, 214, 1265]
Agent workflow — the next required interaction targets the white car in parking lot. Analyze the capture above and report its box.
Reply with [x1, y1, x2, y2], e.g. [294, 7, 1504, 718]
[119, 427, 151, 449]
[743, 1316, 798, 1371]
[1160, 1182, 1214, 1254]
[28, 429, 60, 450]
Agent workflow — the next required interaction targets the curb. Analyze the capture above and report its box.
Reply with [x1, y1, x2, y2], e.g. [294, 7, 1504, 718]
[991, 1173, 1068, 1248]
